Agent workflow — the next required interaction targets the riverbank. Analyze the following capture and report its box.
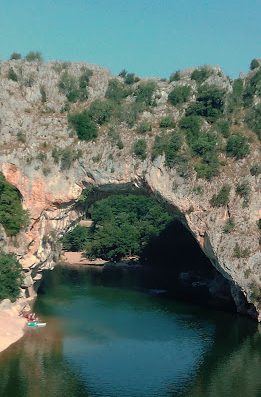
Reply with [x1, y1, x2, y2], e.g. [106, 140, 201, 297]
[61, 251, 109, 266]
[0, 299, 29, 353]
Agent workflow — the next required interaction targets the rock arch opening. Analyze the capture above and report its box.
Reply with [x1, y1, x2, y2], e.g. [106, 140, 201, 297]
[59, 182, 255, 316]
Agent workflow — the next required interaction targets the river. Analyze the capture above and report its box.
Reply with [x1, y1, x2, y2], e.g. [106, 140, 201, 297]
[0, 265, 260, 397]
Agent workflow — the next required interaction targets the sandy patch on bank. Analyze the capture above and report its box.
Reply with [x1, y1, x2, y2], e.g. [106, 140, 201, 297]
[61, 251, 109, 266]
[0, 305, 27, 353]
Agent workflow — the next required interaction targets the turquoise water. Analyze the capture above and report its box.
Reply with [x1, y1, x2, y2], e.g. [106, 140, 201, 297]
[0, 265, 261, 397]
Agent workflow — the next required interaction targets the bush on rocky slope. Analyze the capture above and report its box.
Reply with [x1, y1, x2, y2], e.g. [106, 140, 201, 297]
[0, 253, 22, 301]
[0, 174, 28, 236]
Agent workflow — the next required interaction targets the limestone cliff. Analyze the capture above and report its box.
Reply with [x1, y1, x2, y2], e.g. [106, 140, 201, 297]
[0, 60, 260, 319]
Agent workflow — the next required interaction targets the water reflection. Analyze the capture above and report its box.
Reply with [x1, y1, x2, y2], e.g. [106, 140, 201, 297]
[0, 266, 260, 397]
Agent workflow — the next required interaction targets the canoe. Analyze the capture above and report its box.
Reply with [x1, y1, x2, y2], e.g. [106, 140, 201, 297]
[27, 322, 46, 327]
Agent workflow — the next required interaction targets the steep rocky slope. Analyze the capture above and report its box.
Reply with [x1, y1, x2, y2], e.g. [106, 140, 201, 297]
[0, 59, 260, 319]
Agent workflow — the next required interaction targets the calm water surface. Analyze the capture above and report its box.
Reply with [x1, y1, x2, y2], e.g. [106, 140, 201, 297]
[0, 265, 261, 397]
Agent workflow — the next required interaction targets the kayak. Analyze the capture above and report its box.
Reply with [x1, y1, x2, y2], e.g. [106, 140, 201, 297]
[27, 322, 46, 327]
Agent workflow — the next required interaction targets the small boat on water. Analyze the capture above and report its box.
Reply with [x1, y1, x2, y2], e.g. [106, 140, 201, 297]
[27, 322, 46, 328]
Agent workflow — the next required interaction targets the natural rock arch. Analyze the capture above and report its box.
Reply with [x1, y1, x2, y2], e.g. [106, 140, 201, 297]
[1, 162, 258, 320]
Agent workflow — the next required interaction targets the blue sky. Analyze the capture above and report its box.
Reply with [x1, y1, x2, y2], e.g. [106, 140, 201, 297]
[0, 0, 260, 78]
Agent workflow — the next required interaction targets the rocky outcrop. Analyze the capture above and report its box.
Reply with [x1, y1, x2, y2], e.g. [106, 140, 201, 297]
[0, 60, 260, 319]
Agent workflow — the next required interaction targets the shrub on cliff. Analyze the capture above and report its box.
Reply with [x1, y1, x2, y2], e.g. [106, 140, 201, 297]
[10, 52, 21, 60]
[250, 59, 259, 70]
[227, 79, 243, 113]
[58, 71, 80, 103]
[164, 132, 183, 168]
[233, 243, 250, 259]
[105, 79, 130, 102]
[0, 253, 22, 301]
[215, 119, 230, 137]
[7, 68, 18, 82]
[226, 134, 250, 159]
[62, 225, 91, 251]
[88, 99, 115, 125]
[168, 85, 191, 106]
[160, 116, 175, 129]
[58, 68, 92, 103]
[195, 154, 220, 180]
[151, 135, 168, 161]
[243, 69, 261, 107]
[133, 139, 147, 160]
[236, 181, 251, 207]
[191, 67, 211, 83]
[246, 104, 261, 140]
[135, 81, 157, 106]
[137, 121, 152, 134]
[250, 164, 261, 176]
[210, 184, 231, 207]
[25, 51, 43, 62]
[68, 111, 98, 141]
[0, 173, 29, 236]
[124, 73, 139, 85]
[169, 71, 181, 82]
[186, 85, 225, 123]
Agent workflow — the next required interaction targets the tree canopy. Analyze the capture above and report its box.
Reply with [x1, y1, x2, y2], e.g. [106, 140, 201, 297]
[0, 253, 22, 301]
[0, 173, 28, 235]
[62, 194, 173, 261]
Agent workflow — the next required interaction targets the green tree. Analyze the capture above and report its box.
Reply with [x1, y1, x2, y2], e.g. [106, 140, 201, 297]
[10, 52, 21, 60]
[243, 69, 261, 107]
[246, 104, 261, 140]
[165, 132, 183, 168]
[0, 173, 28, 235]
[250, 59, 259, 70]
[133, 139, 147, 160]
[210, 185, 231, 207]
[226, 134, 250, 159]
[7, 68, 18, 82]
[215, 119, 230, 137]
[25, 51, 43, 62]
[151, 135, 168, 160]
[168, 85, 191, 106]
[0, 253, 22, 301]
[118, 69, 127, 78]
[40, 85, 47, 103]
[227, 79, 244, 113]
[236, 181, 251, 206]
[179, 115, 201, 136]
[78, 194, 173, 261]
[160, 116, 175, 128]
[124, 73, 138, 85]
[191, 67, 211, 83]
[250, 164, 261, 176]
[186, 85, 225, 123]
[137, 121, 152, 134]
[78, 67, 93, 101]
[223, 218, 235, 234]
[135, 81, 157, 106]
[169, 71, 181, 82]
[68, 111, 98, 141]
[105, 79, 130, 102]
[58, 71, 79, 103]
[88, 99, 115, 125]
[62, 225, 91, 251]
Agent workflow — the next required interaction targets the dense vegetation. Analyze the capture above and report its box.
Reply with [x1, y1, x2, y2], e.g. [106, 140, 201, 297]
[68, 111, 98, 141]
[62, 194, 173, 261]
[0, 173, 28, 235]
[57, 58, 260, 181]
[0, 253, 22, 301]
[58, 67, 92, 103]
